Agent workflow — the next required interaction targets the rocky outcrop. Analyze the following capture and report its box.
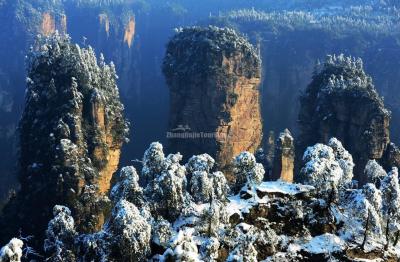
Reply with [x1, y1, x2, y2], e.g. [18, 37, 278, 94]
[297, 54, 399, 182]
[0, 34, 128, 246]
[99, 13, 110, 37]
[41, 13, 55, 36]
[163, 26, 262, 183]
[41, 12, 67, 36]
[123, 16, 135, 48]
[229, 181, 400, 262]
[272, 129, 294, 182]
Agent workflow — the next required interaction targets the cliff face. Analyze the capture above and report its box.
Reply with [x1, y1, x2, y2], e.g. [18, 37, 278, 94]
[297, 54, 398, 182]
[0, 34, 128, 245]
[123, 16, 135, 48]
[41, 12, 67, 36]
[99, 13, 110, 37]
[41, 13, 56, 36]
[163, 26, 262, 182]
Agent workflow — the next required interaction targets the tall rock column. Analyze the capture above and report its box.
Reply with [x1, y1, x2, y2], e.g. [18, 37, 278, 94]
[163, 26, 262, 183]
[272, 129, 294, 182]
[0, 33, 128, 246]
[297, 54, 398, 183]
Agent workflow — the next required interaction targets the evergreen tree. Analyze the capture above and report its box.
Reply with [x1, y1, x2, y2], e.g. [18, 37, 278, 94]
[110, 166, 144, 208]
[232, 152, 265, 193]
[0, 239, 23, 262]
[44, 206, 76, 262]
[380, 167, 400, 248]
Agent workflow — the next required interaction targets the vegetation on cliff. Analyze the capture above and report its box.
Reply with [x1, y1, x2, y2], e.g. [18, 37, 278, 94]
[163, 26, 260, 83]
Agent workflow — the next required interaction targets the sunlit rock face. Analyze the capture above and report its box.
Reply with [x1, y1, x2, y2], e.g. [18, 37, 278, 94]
[297, 54, 399, 183]
[272, 129, 294, 182]
[123, 16, 136, 48]
[0, 34, 128, 246]
[41, 12, 68, 36]
[163, 26, 262, 183]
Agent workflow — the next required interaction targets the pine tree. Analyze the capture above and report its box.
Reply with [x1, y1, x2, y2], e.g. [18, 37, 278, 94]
[143, 143, 189, 221]
[380, 167, 400, 248]
[105, 200, 151, 261]
[141, 142, 165, 185]
[232, 152, 265, 193]
[188, 154, 229, 203]
[0, 239, 24, 262]
[301, 143, 343, 201]
[44, 206, 76, 262]
[110, 166, 144, 207]
[364, 160, 386, 187]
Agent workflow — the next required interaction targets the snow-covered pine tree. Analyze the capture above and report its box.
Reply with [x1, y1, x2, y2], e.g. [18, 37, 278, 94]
[0, 238, 24, 262]
[163, 229, 200, 262]
[187, 154, 229, 203]
[301, 143, 343, 201]
[380, 167, 400, 248]
[361, 183, 384, 249]
[143, 143, 189, 221]
[232, 151, 265, 193]
[328, 137, 354, 189]
[200, 237, 220, 262]
[110, 166, 144, 207]
[227, 234, 258, 262]
[141, 142, 165, 185]
[364, 160, 387, 187]
[152, 219, 175, 250]
[301, 138, 354, 201]
[44, 206, 77, 262]
[104, 200, 152, 261]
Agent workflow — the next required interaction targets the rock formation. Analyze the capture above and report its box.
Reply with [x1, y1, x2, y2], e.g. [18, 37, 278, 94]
[0, 33, 128, 246]
[41, 12, 56, 36]
[163, 26, 262, 183]
[297, 54, 400, 183]
[272, 129, 294, 182]
[41, 12, 67, 36]
[99, 13, 110, 37]
[123, 16, 136, 48]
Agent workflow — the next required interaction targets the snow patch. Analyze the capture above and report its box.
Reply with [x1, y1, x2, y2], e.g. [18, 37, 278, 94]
[302, 233, 345, 254]
[257, 181, 314, 195]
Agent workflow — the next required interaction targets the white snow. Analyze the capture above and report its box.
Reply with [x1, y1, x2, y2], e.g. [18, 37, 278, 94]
[257, 181, 314, 195]
[227, 194, 257, 217]
[302, 233, 345, 254]
[227, 181, 314, 217]
[0, 238, 23, 262]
